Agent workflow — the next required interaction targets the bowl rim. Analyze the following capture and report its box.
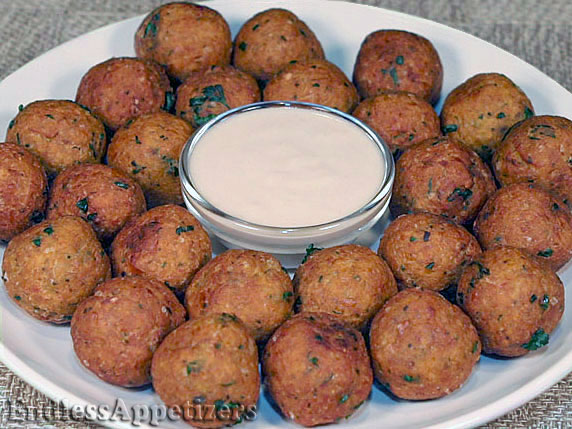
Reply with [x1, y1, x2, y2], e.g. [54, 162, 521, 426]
[179, 100, 395, 233]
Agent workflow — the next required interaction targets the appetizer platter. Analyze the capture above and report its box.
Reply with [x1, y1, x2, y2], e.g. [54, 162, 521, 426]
[0, 1, 571, 428]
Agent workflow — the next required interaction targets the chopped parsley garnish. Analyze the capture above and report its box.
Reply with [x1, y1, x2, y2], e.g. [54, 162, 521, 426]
[87, 213, 97, 222]
[238, 41, 248, 51]
[472, 341, 479, 353]
[163, 91, 175, 111]
[540, 294, 550, 310]
[76, 198, 89, 213]
[18, 104, 24, 112]
[524, 106, 534, 119]
[176, 225, 195, 235]
[189, 84, 230, 127]
[410, 236, 417, 242]
[162, 155, 179, 177]
[310, 356, 319, 366]
[32, 237, 42, 247]
[8, 119, 15, 129]
[221, 381, 236, 387]
[135, 136, 142, 145]
[312, 83, 320, 87]
[389, 67, 399, 86]
[43, 226, 54, 235]
[443, 124, 458, 134]
[403, 375, 419, 382]
[530, 294, 537, 303]
[447, 187, 473, 202]
[131, 160, 146, 174]
[301, 243, 322, 264]
[522, 329, 549, 351]
[497, 112, 506, 119]
[252, 24, 260, 31]
[537, 248, 553, 258]
[339, 394, 349, 404]
[46, 114, 55, 119]
[315, 334, 323, 341]
[427, 178, 433, 194]
[144, 13, 160, 38]
[186, 360, 202, 375]
[14, 295, 21, 301]
[423, 231, 431, 242]
[114, 181, 129, 189]
[395, 55, 404, 65]
[425, 262, 435, 270]
[282, 291, 293, 301]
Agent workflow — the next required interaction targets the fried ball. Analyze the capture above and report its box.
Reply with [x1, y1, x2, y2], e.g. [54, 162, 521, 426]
[263, 312, 372, 427]
[370, 288, 481, 400]
[111, 205, 211, 293]
[457, 247, 564, 357]
[47, 164, 146, 242]
[352, 91, 440, 154]
[379, 213, 482, 291]
[293, 244, 397, 330]
[76, 57, 172, 131]
[71, 276, 185, 387]
[151, 313, 259, 428]
[185, 249, 292, 341]
[473, 183, 572, 271]
[175, 65, 260, 128]
[353, 30, 443, 104]
[493, 115, 572, 204]
[5, 100, 106, 176]
[441, 73, 534, 161]
[135, 2, 232, 82]
[107, 112, 193, 207]
[1, 216, 111, 323]
[391, 136, 497, 224]
[0, 143, 48, 242]
[263, 59, 358, 113]
[233, 8, 325, 82]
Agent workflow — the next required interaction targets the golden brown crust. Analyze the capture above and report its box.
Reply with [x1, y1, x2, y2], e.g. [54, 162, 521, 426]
[473, 183, 572, 271]
[353, 30, 443, 104]
[263, 59, 358, 113]
[441, 73, 534, 160]
[5, 100, 106, 176]
[390, 136, 497, 224]
[493, 115, 572, 204]
[47, 164, 146, 242]
[369, 288, 481, 399]
[232, 8, 325, 82]
[71, 276, 185, 387]
[379, 213, 481, 291]
[0, 143, 48, 242]
[107, 111, 193, 207]
[457, 247, 564, 357]
[185, 249, 293, 341]
[352, 91, 441, 153]
[135, 2, 232, 82]
[175, 65, 260, 127]
[75, 57, 171, 131]
[111, 205, 212, 292]
[263, 312, 372, 427]
[2, 216, 111, 323]
[293, 244, 397, 330]
[151, 314, 259, 428]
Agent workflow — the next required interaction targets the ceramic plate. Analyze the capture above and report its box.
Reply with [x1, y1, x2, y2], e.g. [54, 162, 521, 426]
[0, 1, 571, 428]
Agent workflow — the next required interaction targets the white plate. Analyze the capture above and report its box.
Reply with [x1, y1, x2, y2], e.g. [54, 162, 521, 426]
[1, 1, 571, 428]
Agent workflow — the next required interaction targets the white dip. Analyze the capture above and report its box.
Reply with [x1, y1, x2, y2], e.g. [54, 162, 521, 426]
[189, 107, 385, 227]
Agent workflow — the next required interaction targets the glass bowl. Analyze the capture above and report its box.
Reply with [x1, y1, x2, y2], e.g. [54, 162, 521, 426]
[179, 101, 394, 264]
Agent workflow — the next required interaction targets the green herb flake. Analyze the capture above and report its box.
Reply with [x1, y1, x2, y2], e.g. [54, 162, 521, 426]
[395, 55, 404, 65]
[131, 160, 146, 174]
[87, 213, 97, 222]
[522, 328, 549, 351]
[315, 334, 323, 341]
[403, 375, 419, 382]
[537, 248, 553, 258]
[46, 114, 55, 119]
[32, 237, 42, 247]
[252, 24, 260, 31]
[530, 294, 537, 303]
[221, 381, 236, 387]
[425, 262, 435, 270]
[115, 181, 129, 189]
[410, 236, 417, 242]
[312, 83, 320, 87]
[163, 91, 175, 111]
[472, 341, 479, 353]
[43, 226, 54, 235]
[135, 136, 142, 145]
[76, 198, 89, 213]
[18, 104, 24, 112]
[282, 291, 293, 301]
[176, 225, 195, 235]
[447, 187, 473, 202]
[301, 243, 322, 264]
[238, 41, 248, 51]
[497, 112, 506, 119]
[190, 84, 230, 126]
[144, 13, 160, 38]
[389, 67, 399, 86]
[423, 231, 431, 242]
[186, 360, 202, 375]
[339, 394, 350, 404]
[540, 294, 550, 310]
[524, 106, 534, 119]
[427, 178, 433, 194]
[443, 124, 458, 134]
[8, 119, 15, 129]
[14, 295, 22, 301]
[310, 356, 319, 367]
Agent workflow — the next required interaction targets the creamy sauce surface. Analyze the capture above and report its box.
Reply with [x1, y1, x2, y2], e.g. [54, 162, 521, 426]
[189, 107, 385, 227]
